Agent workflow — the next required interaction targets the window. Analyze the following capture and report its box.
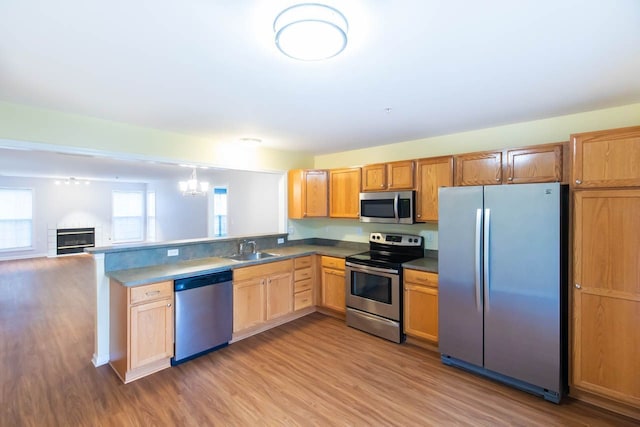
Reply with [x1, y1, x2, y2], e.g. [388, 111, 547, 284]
[212, 187, 228, 237]
[0, 188, 33, 251]
[146, 191, 156, 242]
[112, 191, 144, 243]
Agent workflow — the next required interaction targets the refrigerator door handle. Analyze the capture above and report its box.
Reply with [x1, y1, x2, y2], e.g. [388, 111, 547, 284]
[475, 208, 483, 312]
[483, 208, 491, 311]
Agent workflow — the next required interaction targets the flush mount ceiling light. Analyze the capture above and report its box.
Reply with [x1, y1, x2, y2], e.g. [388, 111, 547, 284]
[274, 3, 348, 61]
[179, 168, 209, 196]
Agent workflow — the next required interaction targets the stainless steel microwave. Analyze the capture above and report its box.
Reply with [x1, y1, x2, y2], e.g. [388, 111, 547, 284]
[359, 191, 416, 224]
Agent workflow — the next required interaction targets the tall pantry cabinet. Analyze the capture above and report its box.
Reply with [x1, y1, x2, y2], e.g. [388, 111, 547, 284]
[570, 126, 640, 418]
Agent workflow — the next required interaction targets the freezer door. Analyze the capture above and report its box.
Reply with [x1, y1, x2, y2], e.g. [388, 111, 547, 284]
[483, 183, 562, 393]
[438, 186, 484, 366]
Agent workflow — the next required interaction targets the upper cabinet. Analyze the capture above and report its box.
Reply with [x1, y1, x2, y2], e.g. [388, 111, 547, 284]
[329, 168, 361, 218]
[454, 151, 503, 186]
[288, 169, 328, 219]
[505, 144, 563, 184]
[415, 156, 453, 222]
[571, 126, 640, 189]
[361, 160, 414, 191]
[455, 142, 566, 186]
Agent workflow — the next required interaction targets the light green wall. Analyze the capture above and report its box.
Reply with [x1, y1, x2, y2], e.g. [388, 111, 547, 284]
[314, 103, 640, 168]
[0, 102, 314, 171]
[288, 218, 439, 250]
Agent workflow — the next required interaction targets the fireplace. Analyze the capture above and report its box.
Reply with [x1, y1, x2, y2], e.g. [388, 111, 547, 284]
[56, 228, 95, 255]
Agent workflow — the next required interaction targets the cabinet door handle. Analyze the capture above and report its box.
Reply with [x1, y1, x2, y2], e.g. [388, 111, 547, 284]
[167, 303, 172, 307]
[495, 178, 500, 182]
[575, 179, 582, 185]
[508, 176, 513, 181]
[575, 284, 581, 289]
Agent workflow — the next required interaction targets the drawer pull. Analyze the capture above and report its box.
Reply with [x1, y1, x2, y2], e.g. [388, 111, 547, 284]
[145, 290, 161, 297]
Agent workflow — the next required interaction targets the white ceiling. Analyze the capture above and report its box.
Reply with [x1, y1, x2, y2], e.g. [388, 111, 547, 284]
[1, 0, 639, 159]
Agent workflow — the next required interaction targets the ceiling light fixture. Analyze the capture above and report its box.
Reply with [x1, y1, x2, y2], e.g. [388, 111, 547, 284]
[179, 168, 209, 196]
[274, 3, 348, 61]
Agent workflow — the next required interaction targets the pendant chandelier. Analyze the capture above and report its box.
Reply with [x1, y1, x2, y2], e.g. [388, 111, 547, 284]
[179, 168, 209, 196]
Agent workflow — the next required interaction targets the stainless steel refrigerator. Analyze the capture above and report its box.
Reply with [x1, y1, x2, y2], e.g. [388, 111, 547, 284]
[438, 182, 568, 403]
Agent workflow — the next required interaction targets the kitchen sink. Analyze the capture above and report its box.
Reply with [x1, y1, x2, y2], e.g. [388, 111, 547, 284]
[225, 252, 278, 262]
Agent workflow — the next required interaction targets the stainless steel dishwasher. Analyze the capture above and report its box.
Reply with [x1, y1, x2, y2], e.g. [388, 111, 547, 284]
[172, 270, 233, 365]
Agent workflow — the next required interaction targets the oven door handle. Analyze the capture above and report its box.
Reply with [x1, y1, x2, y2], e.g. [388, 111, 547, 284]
[346, 262, 398, 275]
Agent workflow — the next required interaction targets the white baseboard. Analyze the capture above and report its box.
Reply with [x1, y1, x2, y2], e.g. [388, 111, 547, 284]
[92, 353, 110, 367]
[0, 252, 48, 262]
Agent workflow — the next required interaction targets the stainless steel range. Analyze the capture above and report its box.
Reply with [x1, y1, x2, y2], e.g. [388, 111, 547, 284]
[345, 232, 424, 343]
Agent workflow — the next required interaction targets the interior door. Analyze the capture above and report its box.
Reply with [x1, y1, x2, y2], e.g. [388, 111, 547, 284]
[483, 183, 563, 393]
[438, 186, 484, 366]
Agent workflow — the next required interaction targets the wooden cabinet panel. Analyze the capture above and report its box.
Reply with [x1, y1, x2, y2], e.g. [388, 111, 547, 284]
[361, 163, 386, 191]
[321, 256, 346, 314]
[454, 151, 502, 186]
[288, 169, 328, 218]
[109, 279, 174, 383]
[294, 289, 313, 311]
[571, 126, 640, 188]
[403, 269, 439, 343]
[130, 298, 173, 369]
[415, 156, 453, 222]
[294, 266, 312, 282]
[505, 145, 562, 184]
[329, 168, 361, 218]
[573, 189, 640, 407]
[294, 255, 312, 269]
[129, 280, 172, 305]
[233, 278, 265, 332]
[361, 161, 414, 191]
[387, 161, 415, 190]
[404, 284, 438, 342]
[233, 259, 293, 282]
[266, 272, 293, 320]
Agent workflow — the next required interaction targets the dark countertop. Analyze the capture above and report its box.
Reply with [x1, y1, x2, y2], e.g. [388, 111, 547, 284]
[107, 245, 361, 287]
[403, 257, 438, 273]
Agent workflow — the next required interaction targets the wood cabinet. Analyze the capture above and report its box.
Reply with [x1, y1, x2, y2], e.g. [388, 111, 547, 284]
[572, 189, 640, 411]
[415, 156, 453, 222]
[320, 256, 346, 313]
[293, 255, 314, 311]
[329, 168, 361, 218]
[233, 260, 293, 333]
[455, 143, 565, 186]
[109, 280, 174, 383]
[454, 151, 503, 186]
[571, 126, 640, 188]
[361, 160, 414, 191]
[288, 169, 328, 218]
[403, 269, 439, 343]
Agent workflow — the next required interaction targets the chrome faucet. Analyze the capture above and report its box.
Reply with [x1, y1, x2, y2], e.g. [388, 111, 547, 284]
[239, 240, 257, 255]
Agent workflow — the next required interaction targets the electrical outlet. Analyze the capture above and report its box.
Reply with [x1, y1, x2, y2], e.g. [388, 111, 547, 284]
[167, 248, 179, 257]
[277, 238, 285, 244]
[425, 231, 434, 242]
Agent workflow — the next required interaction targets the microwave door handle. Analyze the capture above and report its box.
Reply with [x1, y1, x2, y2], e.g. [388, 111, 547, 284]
[394, 193, 400, 222]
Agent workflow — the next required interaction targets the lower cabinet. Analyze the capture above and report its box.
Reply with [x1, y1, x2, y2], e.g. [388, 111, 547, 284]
[320, 256, 346, 313]
[403, 269, 438, 343]
[293, 255, 314, 311]
[233, 259, 293, 333]
[109, 279, 174, 383]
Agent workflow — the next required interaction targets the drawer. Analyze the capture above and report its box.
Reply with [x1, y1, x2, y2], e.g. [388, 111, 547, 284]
[129, 280, 173, 305]
[294, 289, 313, 311]
[294, 267, 312, 282]
[294, 256, 312, 269]
[294, 278, 312, 293]
[403, 269, 438, 288]
[321, 256, 345, 270]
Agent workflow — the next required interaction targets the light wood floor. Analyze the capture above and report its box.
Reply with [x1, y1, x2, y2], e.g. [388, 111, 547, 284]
[0, 256, 636, 426]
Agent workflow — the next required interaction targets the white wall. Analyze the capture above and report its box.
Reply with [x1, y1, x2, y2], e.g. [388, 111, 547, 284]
[207, 169, 284, 237]
[148, 180, 208, 242]
[0, 176, 146, 260]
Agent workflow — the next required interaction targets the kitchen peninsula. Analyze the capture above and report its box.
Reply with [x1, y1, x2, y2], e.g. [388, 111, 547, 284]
[87, 233, 379, 379]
